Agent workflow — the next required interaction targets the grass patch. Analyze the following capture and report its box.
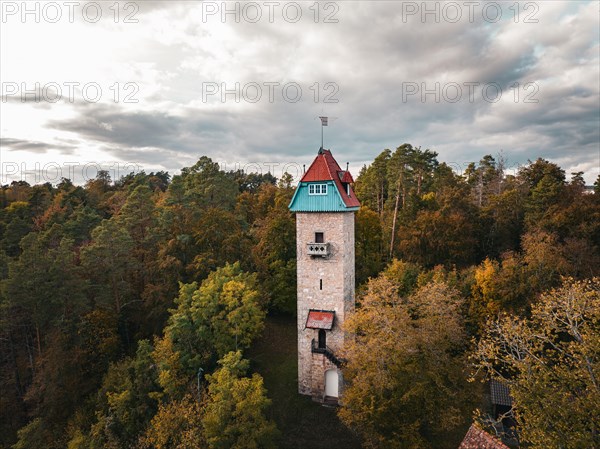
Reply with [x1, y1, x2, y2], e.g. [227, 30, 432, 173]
[247, 314, 362, 449]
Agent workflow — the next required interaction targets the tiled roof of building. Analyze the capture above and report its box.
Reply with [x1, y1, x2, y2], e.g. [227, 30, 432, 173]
[300, 149, 360, 208]
[490, 379, 513, 407]
[459, 424, 510, 449]
[305, 310, 335, 330]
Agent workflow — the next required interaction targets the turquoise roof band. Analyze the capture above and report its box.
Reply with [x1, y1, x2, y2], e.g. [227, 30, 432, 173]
[289, 181, 359, 213]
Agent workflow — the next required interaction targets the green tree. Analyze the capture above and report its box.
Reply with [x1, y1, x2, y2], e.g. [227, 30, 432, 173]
[202, 351, 278, 449]
[81, 220, 136, 317]
[155, 263, 265, 397]
[179, 156, 239, 210]
[464, 155, 503, 207]
[116, 185, 176, 335]
[4, 232, 86, 357]
[472, 278, 600, 448]
[386, 144, 416, 258]
[519, 158, 566, 229]
[1, 200, 33, 257]
[158, 157, 243, 284]
[354, 149, 391, 216]
[191, 207, 252, 280]
[480, 187, 525, 257]
[191, 263, 265, 357]
[355, 206, 384, 285]
[252, 185, 297, 313]
[12, 418, 50, 449]
[83, 340, 161, 449]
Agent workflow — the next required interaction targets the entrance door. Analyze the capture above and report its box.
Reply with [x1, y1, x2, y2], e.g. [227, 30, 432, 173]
[318, 329, 326, 349]
[325, 369, 339, 398]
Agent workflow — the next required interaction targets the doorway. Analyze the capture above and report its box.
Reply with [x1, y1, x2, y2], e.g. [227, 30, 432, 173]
[318, 329, 326, 349]
[325, 369, 339, 398]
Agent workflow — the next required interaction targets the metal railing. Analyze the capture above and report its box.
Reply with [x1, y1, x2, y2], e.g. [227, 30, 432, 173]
[311, 338, 343, 367]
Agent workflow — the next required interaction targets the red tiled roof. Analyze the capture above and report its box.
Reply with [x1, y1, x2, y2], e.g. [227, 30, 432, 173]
[459, 424, 510, 449]
[300, 149, 361, 208]
[305, 310, 335, 330]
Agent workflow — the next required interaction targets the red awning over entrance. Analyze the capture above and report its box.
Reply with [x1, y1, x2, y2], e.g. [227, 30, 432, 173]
[305, 310, 335, 330]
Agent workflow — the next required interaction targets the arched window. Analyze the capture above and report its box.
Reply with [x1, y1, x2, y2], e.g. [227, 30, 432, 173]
[318, 329, 326, 349]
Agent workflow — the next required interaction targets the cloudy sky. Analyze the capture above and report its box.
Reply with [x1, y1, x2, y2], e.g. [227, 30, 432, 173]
[1, 0, 599, 184]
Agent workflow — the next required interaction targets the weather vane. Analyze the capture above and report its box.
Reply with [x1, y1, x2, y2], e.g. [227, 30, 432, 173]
[317, 115, 337, 149]
[319, 116, 328, 149]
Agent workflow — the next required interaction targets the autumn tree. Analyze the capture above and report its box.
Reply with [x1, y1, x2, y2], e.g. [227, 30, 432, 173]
[472, 278, 600, 448]
[469, 258, 503, 329]
[396, 186, 480, 267]
[340, 276, 475, 448]
[379, 258, 422, 297]
[84, 170, 113, 211]
[138, 394, 205, 449]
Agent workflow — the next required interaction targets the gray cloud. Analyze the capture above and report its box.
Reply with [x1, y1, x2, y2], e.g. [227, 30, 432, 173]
[6, 1, 598, 183]
[0, 138, 77, 155]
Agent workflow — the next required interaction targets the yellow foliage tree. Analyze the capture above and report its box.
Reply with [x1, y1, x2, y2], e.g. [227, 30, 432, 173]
[138, 394, 204, 449]
[472, 277, 600, 448]
[339, 276, 474, 448]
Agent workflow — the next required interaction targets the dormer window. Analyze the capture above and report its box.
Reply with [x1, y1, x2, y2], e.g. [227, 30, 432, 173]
[309, 184, 327, 195]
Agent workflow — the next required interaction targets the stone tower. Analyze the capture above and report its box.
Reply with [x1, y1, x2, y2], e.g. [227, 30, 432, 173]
[288, 148, 360, 403]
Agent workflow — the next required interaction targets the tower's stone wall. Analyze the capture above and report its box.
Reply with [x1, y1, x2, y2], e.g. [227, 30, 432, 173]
[296, 212, 355, 399]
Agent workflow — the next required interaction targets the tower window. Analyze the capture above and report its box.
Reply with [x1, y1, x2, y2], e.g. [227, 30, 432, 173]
[320, 279, 323, 290]
[315, 232, 324, 243]
[308, 184, 327, 195]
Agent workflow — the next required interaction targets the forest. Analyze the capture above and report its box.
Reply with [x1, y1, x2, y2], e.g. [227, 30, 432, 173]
[0, 146, 599, 449]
